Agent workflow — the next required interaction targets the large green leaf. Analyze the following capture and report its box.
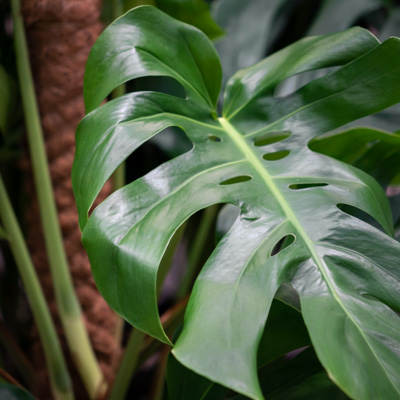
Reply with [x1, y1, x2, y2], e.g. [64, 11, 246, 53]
[73, 7, 400, 400]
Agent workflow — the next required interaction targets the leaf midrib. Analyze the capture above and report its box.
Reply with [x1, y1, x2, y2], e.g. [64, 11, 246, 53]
[218, 117, 399, 394]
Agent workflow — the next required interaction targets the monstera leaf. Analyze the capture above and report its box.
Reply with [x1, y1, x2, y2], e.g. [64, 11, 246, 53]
[72, 6, 400, 400]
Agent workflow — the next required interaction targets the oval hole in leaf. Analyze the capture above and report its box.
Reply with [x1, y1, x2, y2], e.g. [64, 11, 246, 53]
[208, 134, 222, 142]
[271, 234, 296, 256]
[254, 131, 291, 147]
[289, 183, 328, 190]
[219, 175, 253, 186]
[263, 150, 290, 161]
[337, 203, 386, 233]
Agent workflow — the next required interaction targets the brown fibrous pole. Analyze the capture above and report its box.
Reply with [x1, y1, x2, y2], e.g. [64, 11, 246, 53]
[20, 0, 122, 398]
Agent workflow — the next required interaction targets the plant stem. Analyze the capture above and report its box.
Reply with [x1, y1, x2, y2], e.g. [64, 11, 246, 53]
[108, 300, 188, 400]
[11, 1, 105, 397]
[0, 367, 25, 390]
[150, 346, 169, 400]
[138, 297, 188, 367]
[109, 328, 146, 400]
[178, 205, 218, 297]
[109, 299, 187, 400]
[0, 176, 73, 400]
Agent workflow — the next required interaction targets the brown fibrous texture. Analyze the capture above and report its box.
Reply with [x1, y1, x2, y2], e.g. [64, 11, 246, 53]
[20, 1, 122, 398]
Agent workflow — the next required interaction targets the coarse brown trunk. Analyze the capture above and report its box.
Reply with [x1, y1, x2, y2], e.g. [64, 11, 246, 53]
[20, 0, 122, 398]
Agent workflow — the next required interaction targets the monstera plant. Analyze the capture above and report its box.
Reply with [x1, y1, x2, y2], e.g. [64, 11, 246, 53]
[72, 6, 400, 400]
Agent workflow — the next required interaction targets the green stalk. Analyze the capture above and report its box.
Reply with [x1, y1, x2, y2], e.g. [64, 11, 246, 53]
[150, 346, 169, 400]
[178, 205, 219, 297]
[109, 328, 146, 400]
[11, 1, 105, 397]
[138, 297, 188, 368]
[0, 176, 73, 400]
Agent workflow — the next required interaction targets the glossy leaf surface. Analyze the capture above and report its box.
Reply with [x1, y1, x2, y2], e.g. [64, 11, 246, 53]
[73, 7, 400, 399]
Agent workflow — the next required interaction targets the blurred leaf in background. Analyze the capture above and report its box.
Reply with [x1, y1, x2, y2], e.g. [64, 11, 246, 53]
[0, 383, 34, 400]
